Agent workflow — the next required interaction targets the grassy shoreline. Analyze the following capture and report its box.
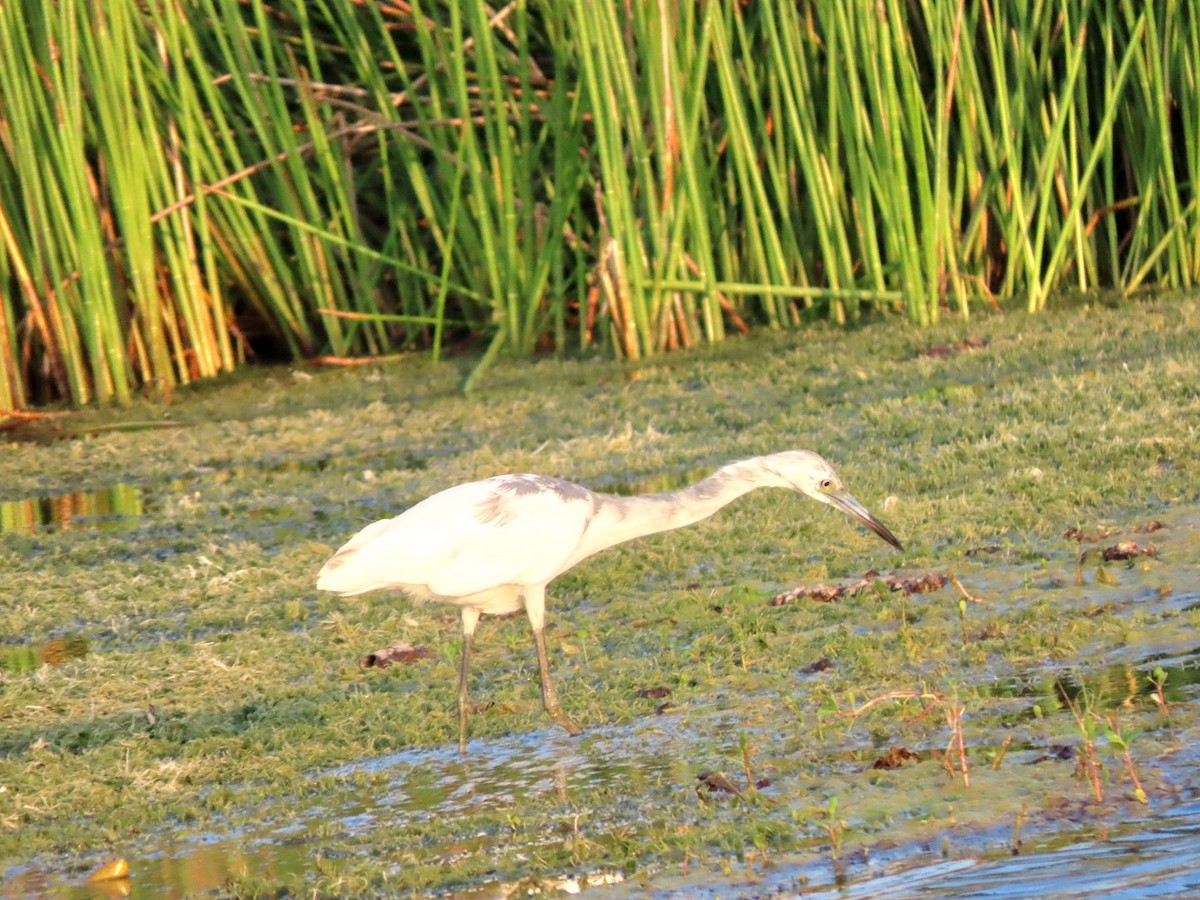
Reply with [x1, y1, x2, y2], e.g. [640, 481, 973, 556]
[2, 294, 1199, 895]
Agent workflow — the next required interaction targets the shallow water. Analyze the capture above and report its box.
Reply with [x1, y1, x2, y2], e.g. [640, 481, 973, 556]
[912, 808, 1200, 899]
[621, 800, 1200, 899]
[10, 658, 1200, 899]
[7, 718, 706, 898]
[13, 777, 1200, 899]
[5, 482, 1200, 897]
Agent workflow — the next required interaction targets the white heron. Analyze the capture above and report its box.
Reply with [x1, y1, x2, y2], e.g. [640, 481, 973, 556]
[317, 450, 902, 750]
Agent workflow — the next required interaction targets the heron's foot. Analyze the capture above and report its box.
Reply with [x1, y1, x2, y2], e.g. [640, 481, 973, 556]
[546, 705, 583, 737]
[458, 700, 495, 752]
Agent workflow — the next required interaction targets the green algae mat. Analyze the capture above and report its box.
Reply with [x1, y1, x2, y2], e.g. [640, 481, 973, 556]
[2, 295, 1199, 897]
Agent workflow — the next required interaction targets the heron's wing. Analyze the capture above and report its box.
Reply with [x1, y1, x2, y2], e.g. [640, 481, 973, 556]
[317, 476, 595, 598]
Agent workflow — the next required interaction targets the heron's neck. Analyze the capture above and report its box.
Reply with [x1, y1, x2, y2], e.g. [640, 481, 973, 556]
[570, 460, 767, 567]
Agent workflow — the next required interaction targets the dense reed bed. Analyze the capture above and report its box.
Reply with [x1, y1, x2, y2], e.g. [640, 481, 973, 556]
[0, 0, 1196, 409]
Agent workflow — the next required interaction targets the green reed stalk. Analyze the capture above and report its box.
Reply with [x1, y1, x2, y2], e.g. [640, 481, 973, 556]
[0, 0, 1197, 409]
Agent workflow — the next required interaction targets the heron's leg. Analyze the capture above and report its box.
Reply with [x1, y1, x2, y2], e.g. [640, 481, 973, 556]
[533, 626, 583, 735]
[525, 587, 583, 737]
[458, 607, 481, 752]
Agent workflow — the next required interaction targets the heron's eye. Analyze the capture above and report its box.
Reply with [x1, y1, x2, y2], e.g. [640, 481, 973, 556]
[819, 478, 833, 490]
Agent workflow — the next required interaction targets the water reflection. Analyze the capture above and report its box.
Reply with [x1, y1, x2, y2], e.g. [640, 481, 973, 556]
[0, 448, 429, 535]
[324, 720, 691, 823]
[0, 486, 145, 535]
[0, 635, 90, 672]
[980, 652, 1200, 717]
[3, 841, 313, 900]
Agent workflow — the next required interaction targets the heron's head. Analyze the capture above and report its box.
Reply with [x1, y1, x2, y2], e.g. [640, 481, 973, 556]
[764, 451, 903, 551]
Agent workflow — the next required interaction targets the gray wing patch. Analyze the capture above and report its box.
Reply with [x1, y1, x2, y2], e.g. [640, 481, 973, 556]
[473, 475, 593, 526]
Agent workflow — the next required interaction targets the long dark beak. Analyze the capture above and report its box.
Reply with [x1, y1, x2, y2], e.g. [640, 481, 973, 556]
[825, 491, 903, 550]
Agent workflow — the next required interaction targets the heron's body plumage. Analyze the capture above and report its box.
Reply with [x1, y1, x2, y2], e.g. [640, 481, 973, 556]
[318, 475, 595, 612]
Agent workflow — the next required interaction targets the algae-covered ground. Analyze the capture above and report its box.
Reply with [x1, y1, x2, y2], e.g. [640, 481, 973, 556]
[2, 294, 1199, 897]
